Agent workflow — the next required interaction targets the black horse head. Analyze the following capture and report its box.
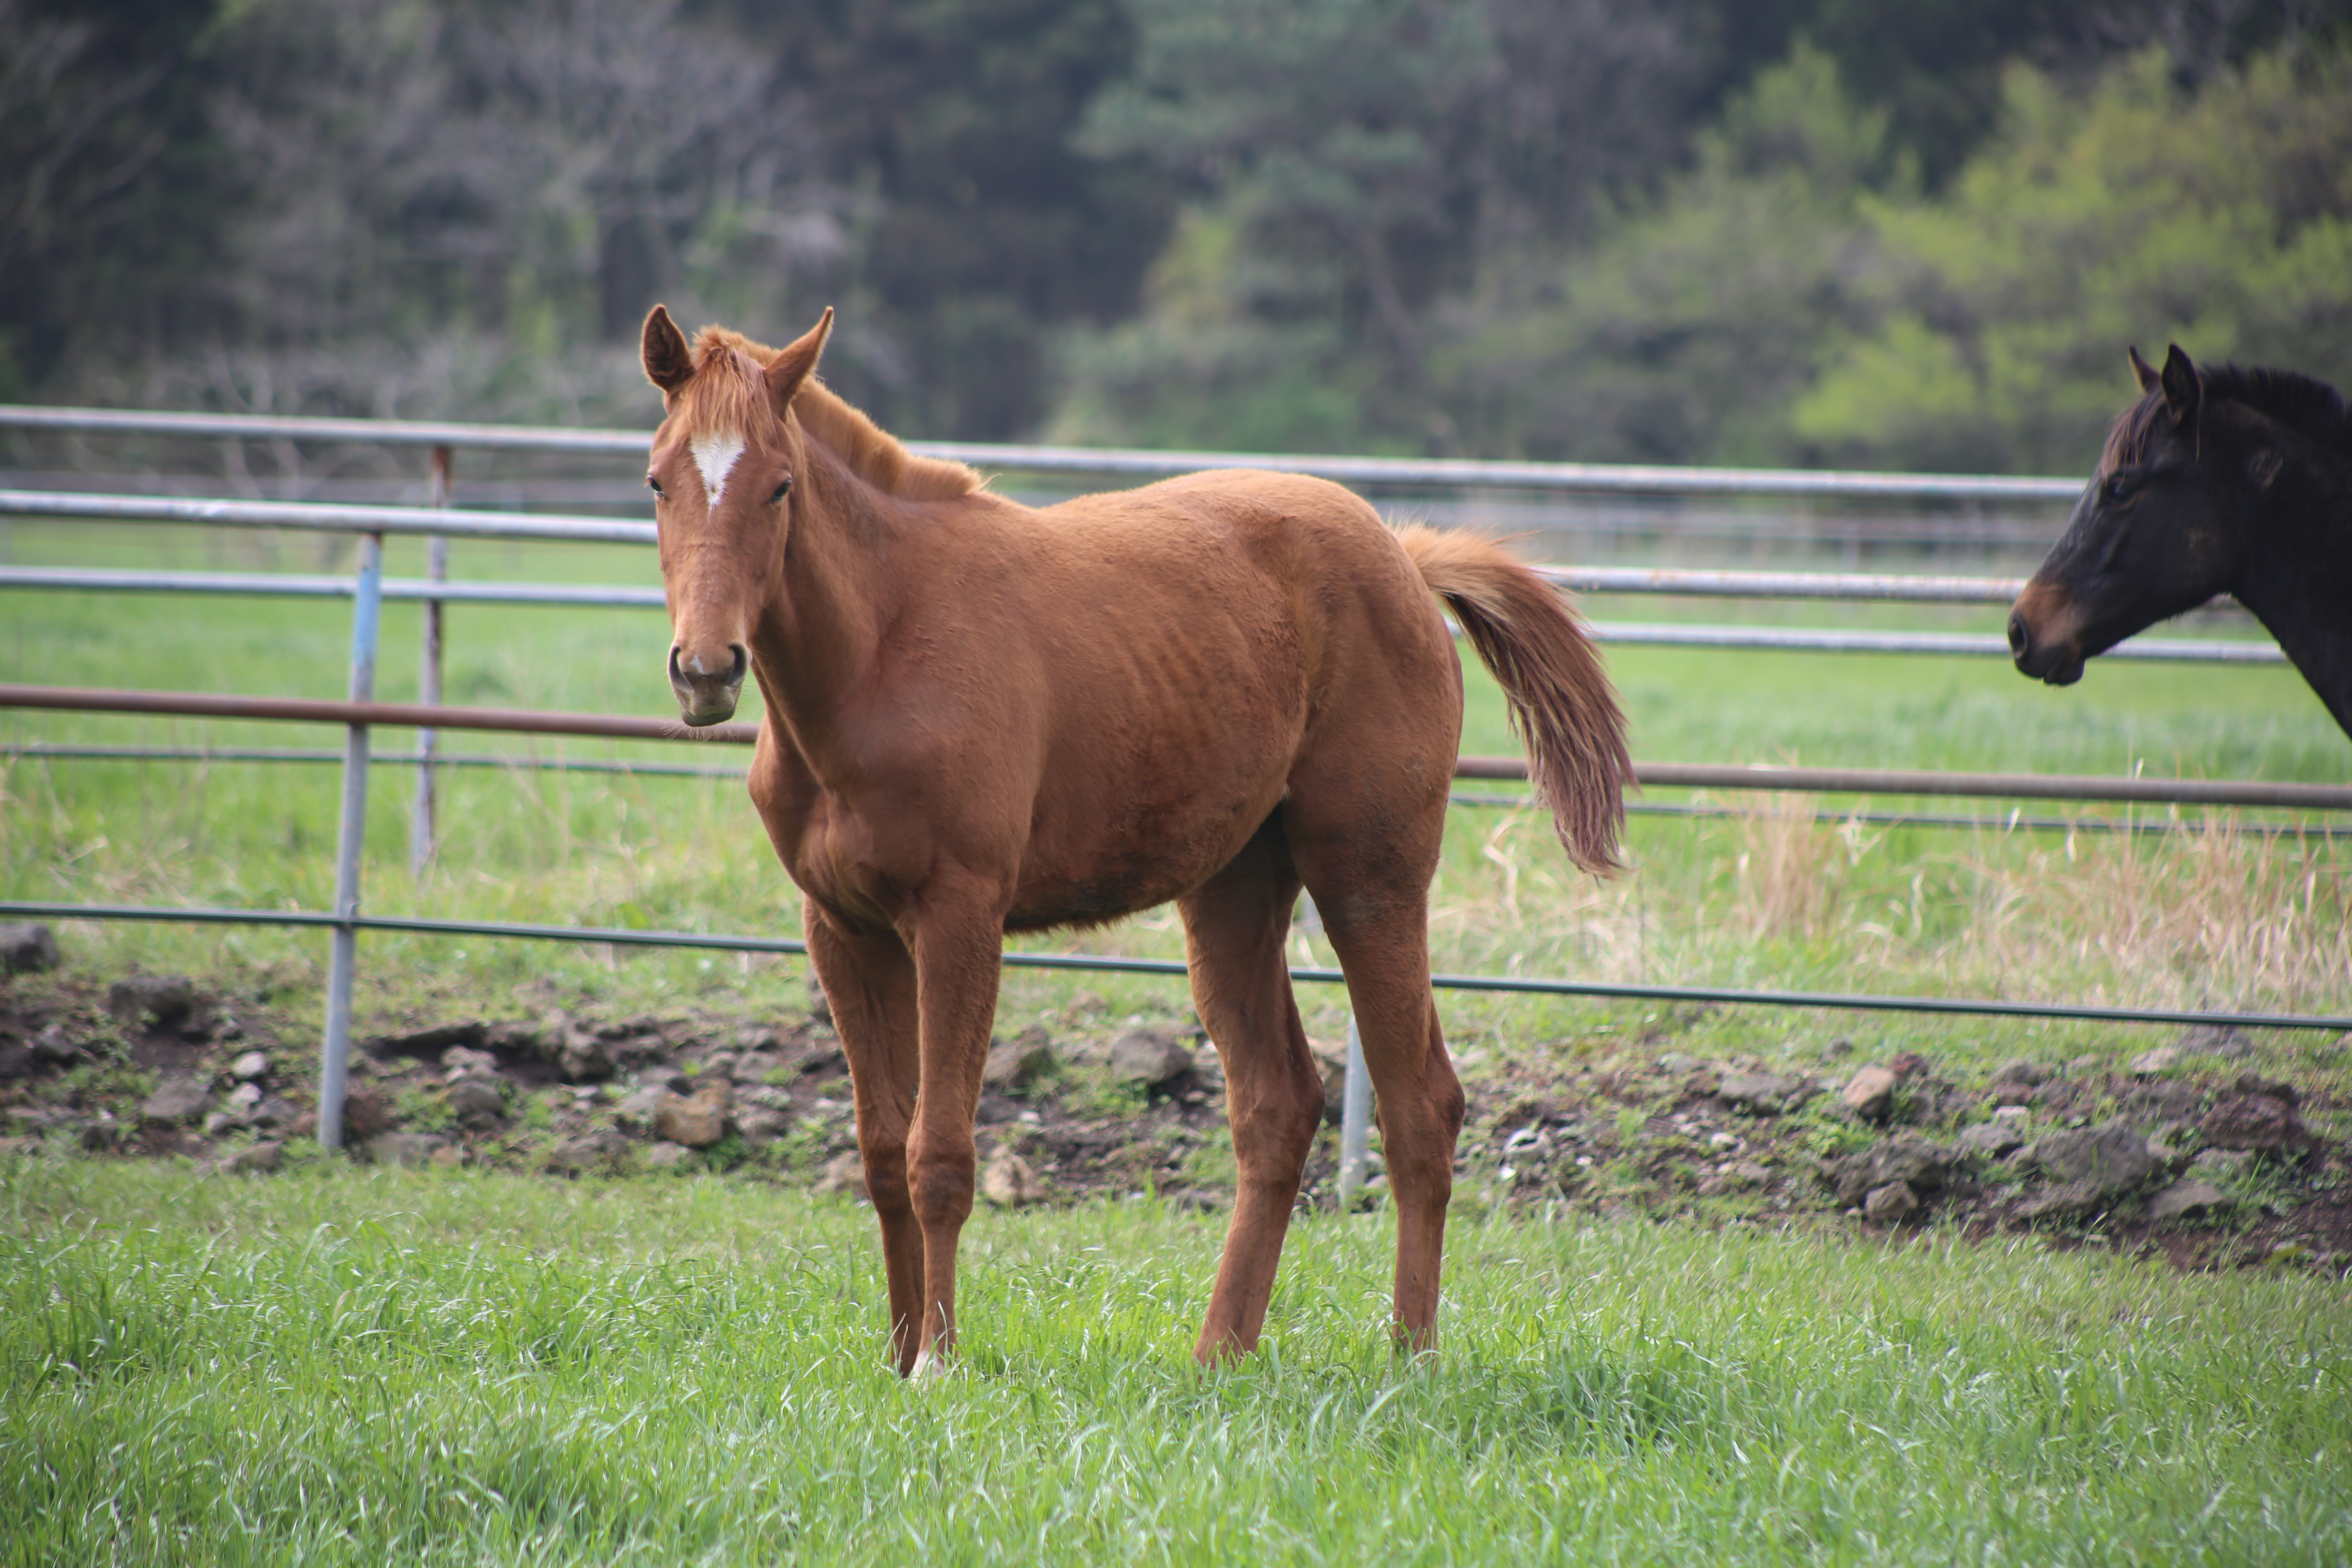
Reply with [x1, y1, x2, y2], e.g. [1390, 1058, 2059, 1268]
[2008, 345, 2248, 686]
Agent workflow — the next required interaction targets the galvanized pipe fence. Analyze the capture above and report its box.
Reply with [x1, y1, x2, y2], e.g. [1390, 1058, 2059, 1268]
[2, 403, 2343, 1156]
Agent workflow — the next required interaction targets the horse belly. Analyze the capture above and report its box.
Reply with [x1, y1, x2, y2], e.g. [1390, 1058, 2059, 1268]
[1005, 699, 1299, 931]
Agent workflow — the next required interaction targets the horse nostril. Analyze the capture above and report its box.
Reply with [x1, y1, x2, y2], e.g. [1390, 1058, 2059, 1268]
[668, 644, 686, 686]
[727, 644, 748, 686]
[2006, 613, 2029, 658]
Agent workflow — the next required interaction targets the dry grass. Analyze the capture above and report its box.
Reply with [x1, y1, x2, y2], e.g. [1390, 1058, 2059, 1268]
[1422, 798, 2350, 1016]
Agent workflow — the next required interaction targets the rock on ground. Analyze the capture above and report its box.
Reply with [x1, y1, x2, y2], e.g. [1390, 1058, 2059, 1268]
[1955, 1120, 2025, 1159]
[1840, 1066, 1899, 1121]
[2200, 1074, 2316, 1154]
[0, 923, 59, 974]
[652, 1092, 727, 1149]
[2017, 1119, 2156, 1218]
[1109, 1029, 1193, 1088]
[2147, 1179, 2231, 1223]
[1864, 1180, 1920, 1223]
[441, 1046, 500, 1079]
[558, 1034, 616, 1082]
[227, 1140, 284, 1174]
[731, 1050, 783, 1084]
[734, 1106, 788, 1147]
[1823, 1134, 1951, 1207]
[447, 1080, 507, 1129]
[982, 1029, 1057, 1091]
[140, 1075, 211, 1123]
[817, 1150, 869, 1200]
[229, 1050, 270, 1081]
[341, 1085, 394, 1140]
[644, 1141, 697, 1171]
[982, 1148, 1041, 1207]
[1718, 1072, 1813, 1116]
[614, 1084, 669, 1123]
[546, 1127, 630, 1175]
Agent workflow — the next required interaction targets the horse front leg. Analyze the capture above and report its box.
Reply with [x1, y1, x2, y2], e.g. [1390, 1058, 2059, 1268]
[901, 886, 1007, 1375]
[805, 905, 925, 1374]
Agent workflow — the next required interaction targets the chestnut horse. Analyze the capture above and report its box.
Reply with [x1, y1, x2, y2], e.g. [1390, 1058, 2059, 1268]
[639, 305, 1629, 1375]
[2009, 345, 2352, 740]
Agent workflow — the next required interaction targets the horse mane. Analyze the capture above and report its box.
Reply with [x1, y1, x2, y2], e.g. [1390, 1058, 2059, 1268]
[2103, 362, 2352, 470]
[678, 325, 982, 501]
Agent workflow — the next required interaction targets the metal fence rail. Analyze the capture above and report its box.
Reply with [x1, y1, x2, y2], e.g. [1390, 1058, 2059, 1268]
[6, 900, 2345, 1034]
[0, 403, 2087, 500]
[7, 685, 2349, 809]
[0, 564, 2281, 662]
[20, 745, 2350, 839]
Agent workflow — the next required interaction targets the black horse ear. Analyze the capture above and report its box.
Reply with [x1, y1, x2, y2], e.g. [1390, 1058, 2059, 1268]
[2127, 345, 2160, 393]
[642, 304, 694, 394]
[2158, 343, 2200, 428]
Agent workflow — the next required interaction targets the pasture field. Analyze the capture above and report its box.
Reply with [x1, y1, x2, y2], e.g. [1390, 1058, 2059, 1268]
[1, 519, 2345, 1069]
[4, 1161, 2350, 1566]
[3, 517, 2350, 1564]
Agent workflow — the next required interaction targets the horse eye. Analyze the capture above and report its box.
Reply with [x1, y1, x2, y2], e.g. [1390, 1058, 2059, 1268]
[2106, 474, 2130, 500]
[647, 476, 664, 498]
[769, 478, 792, 505]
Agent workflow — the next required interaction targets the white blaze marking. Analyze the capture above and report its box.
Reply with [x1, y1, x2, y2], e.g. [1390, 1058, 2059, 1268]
[690, 431, 746, 509]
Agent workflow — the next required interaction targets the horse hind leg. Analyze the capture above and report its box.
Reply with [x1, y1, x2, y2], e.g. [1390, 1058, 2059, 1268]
[1178, 819, 1326, 1362]
[1327, 913, 1461, 1351]
[1285, 817, 1463, 1352]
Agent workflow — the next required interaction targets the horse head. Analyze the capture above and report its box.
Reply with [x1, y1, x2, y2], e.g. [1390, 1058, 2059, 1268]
[2008, 344, 2245, 686]
[640, 303, 833, 725]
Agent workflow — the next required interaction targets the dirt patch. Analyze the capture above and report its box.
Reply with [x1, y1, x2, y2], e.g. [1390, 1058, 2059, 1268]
[3, 965, 2346, 1278]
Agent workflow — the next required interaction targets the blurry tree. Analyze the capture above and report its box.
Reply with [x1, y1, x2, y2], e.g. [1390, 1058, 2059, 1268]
[1052, 0, 1718, 452]
[174, 0, 833, 419]
[1429, 46, 1893, 465]
[1793, 47, 2352, 472]
[0, 0, 222, 400]
[728, 0, 1169, 439]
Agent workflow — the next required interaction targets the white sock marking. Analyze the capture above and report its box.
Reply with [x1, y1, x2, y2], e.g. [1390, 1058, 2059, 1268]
[690, 431, 746, 509]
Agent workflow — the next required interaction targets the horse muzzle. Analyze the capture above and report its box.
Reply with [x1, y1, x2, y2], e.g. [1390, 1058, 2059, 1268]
[2006, 610, 2084, 686]
[670, 642, 748, 726]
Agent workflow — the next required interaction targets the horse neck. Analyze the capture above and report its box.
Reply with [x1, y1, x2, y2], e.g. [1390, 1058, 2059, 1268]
[2228, 437, 2352, 735]
[746, 436, 963, 756]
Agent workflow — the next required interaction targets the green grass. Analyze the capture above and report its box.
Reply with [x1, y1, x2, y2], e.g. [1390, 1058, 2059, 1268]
[2, 1162, 2347, 1566]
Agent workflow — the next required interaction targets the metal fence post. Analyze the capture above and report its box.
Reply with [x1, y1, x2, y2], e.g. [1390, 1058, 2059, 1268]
[1335, 1014, 1372, 1211]
[409, 444, 450, 875]
[318, 530, 384, 1149]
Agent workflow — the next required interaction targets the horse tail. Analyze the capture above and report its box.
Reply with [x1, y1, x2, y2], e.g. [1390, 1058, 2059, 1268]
[1397, 525, 1631, 874]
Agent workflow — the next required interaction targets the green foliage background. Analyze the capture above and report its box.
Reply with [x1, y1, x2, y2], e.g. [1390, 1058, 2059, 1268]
[4, 0, 2351, 470]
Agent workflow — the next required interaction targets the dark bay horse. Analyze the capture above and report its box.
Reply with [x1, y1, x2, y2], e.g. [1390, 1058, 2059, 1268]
[2009, 345, 2352, 740]
[639, 305, 1630, 1374]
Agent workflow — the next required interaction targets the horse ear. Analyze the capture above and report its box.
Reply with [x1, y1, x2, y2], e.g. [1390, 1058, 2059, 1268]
[642, 305, 694, 394]
[2159, 343, 2201, 428]
[765, 307, 835, 412]
[2127, 345, 2160, 393]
